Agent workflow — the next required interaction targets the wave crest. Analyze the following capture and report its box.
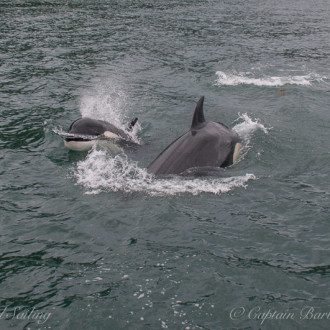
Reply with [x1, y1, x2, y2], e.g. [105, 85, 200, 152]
[215, 70, 326, 87]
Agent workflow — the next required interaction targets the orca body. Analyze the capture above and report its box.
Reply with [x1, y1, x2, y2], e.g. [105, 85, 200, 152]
[147, 97, 241, 176]
[64, 117, 138, 151]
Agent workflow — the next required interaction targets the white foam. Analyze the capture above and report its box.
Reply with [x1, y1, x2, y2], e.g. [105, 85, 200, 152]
[232, 113, 270, 161]
[233, 113, 269, 138]
[215, 70, 325, 87]
[73, 148, 256, 196]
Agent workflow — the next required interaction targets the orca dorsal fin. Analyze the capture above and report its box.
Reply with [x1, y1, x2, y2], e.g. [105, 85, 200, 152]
[127, 117, 138, 131]
[191, 96, 205, 128]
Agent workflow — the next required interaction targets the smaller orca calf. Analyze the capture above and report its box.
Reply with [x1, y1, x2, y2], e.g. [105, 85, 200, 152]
[147, 97, 241, 176]
[63, 117, 138, 151]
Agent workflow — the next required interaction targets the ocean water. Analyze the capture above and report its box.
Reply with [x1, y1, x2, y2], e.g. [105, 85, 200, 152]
[1, 0, 329, 329]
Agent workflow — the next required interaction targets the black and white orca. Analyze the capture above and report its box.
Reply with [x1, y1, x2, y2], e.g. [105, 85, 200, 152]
[147, 97, 241, 176]
[63, 117, 138, 151]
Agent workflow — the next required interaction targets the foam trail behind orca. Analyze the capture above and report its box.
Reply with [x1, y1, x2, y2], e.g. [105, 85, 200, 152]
[74, 149, 256, 196]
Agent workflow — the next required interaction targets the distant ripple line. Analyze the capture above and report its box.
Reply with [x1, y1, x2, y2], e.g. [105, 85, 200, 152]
[215, 71, 327, 87]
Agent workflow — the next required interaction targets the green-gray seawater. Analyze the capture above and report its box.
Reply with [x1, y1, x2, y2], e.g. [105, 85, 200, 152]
[1, 1, 329, 329]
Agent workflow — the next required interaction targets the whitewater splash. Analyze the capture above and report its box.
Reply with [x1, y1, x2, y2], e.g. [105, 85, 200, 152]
[74, 150, 256, 196]
[73, 114, 267, 196]
[78, 80, 141, 144]
[232, 113, 270, 161]
[233, 113, 269, 138]
[215, 70, 325, 87]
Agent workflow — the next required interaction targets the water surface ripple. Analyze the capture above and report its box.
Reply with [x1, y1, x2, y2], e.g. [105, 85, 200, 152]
[0, 0, 329, 329]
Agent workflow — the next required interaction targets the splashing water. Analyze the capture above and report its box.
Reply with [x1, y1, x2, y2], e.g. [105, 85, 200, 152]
[233, 113, 269, 139]
[73, 114, 268, 196]
[78, 80, 141, 144]
[79, 79, 129, 125]
[232, 113, 270, 161]
[74, 149, 256, 196]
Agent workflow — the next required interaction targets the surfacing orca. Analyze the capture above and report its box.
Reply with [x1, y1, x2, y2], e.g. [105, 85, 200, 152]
[147, 97, 241, 176]
[63, 117, 138, 151]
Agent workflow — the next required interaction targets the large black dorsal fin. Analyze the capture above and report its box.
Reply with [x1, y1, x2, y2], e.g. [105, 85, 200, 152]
[191, 96, 205, 128]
